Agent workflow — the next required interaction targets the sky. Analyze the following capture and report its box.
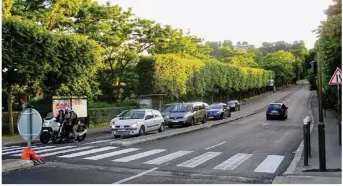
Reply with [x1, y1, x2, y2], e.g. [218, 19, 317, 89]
[97, 0, 333, 49]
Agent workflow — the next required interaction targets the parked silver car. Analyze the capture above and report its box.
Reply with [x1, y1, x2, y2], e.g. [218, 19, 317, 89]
[166, 102, 207, 128]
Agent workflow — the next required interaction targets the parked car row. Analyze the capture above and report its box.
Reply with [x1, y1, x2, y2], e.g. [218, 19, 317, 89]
[110, 100, 242, 138]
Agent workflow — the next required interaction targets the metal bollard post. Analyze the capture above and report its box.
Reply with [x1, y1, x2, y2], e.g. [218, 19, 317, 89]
[307, 120, 311, 158]
[303, 116, 310, 166]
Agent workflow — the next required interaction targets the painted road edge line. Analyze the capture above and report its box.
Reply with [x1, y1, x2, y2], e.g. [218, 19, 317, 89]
[283, 90, 314, 175]
[113, 167, 159, 184]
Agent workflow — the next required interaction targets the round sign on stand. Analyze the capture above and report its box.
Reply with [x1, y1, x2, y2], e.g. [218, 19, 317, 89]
[17, 108, 42, 147]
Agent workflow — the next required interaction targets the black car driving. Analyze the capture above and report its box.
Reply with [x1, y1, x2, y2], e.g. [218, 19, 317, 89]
[227, 100, 240, 111]
[266, 103, 288, 120]
[207, 103, 231, 120]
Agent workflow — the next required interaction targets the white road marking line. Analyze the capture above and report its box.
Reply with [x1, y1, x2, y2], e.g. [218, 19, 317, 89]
[10, 146, 75, 157]
[144, 150, 193, 165]
[84, 148, 140, 160]
[2, 146, 20, 149]
[262, 123, 268, 127]
[84, 139, 112, 145]
[254, 155, 285, 173]
[214, 153, 253, 170]
[2, 146, 56, 155]
[113, 167, 158, 184]
[59, 146, 117, 158]
[177, 152, 222, 168]
[205, 141, 227, 150]
[39, 146, 94, 157]
[2, 146, 37, 152]
[113, 149, 166, 163]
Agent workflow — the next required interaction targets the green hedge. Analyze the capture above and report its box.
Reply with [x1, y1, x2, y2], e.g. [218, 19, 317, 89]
[137, 54, 275, 99]
[88, 107, 136, 125]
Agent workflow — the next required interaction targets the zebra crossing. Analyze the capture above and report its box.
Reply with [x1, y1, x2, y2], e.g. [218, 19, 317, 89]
[2, 145, 285, 174]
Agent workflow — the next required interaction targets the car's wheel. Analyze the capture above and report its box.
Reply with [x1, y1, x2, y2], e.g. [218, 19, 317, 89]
[138, 126, 145, 136]
[158, 122, 165, 132]
[220, 113, 224, 120]
[168, 123, 173, 128]
[189, 118, 194, 126]
[202, 116, 207, 124]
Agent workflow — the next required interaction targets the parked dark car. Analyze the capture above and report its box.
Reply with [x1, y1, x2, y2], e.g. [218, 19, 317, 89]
[266, 103, 288, 120]
[207, 103, 231, 120]
[227, 100, 240, 111]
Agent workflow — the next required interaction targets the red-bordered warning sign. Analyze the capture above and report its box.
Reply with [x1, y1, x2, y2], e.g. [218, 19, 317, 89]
[329, 67, 342, 85]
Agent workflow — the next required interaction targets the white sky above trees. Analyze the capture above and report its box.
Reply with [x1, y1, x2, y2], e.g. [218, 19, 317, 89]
[96, 0, 333, 49]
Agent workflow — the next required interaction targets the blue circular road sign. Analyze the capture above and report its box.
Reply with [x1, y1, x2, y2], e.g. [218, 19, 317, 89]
[17, 108, 42, 141]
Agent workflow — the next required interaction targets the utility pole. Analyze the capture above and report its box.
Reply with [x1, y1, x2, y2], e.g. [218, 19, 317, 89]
[317, 52, 326, 171]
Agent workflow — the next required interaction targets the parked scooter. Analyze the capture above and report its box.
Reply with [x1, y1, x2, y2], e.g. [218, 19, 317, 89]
[40, 112, 59, 144]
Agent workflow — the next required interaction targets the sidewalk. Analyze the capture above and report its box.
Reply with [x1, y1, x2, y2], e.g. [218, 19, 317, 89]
[273, 91, 342, 184]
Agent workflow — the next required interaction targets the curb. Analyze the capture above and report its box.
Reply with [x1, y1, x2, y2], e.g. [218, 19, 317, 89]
[110, 85, 304, 147]
[272, 90, 315, 184]
[2, 159, 34, 174]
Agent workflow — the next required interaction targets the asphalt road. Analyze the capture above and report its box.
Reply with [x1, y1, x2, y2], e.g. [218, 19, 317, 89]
[2, 86, 310, 184]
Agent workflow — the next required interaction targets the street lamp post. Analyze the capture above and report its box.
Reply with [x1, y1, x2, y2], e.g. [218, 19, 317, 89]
[311, 52, 326, 171]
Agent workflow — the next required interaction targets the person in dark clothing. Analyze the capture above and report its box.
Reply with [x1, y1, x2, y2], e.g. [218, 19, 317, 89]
[65, 107, 78, 141]
[55, 109, 65, 123]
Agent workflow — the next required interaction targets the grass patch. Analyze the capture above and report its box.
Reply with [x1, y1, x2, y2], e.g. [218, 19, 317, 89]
[88, 122, 109, 129]
[2, 134, 22, 141]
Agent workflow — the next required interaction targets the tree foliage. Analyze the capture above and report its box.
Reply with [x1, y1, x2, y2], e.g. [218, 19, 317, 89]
[315, 0, 342, 110]
[137, 54, 274, 99]
[261, 50, 296, 86]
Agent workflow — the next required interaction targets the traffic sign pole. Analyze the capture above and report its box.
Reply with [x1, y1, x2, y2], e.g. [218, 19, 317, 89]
[28, 108, 32, 147]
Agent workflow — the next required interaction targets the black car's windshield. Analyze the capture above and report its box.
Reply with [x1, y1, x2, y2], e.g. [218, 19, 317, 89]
[209, 104, 223, 109]
[171, 104, 192, 112]
[228, 101, 235, 105]
[161, 105, 175, 112]
[268, 104, 282, 111]
[121, 111, 145, 119]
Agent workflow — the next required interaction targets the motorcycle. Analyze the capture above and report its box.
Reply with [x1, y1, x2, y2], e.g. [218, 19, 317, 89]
[51, 118, 87, 144]
[40, 112, 59, 144]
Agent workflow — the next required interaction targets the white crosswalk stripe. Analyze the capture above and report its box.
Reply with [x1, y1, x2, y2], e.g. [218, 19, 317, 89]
[2, 146, 20, 150]
[254, 155, 284, 173]
[2, 146, 36, 152]
[144, 150, 193, 165]
[214, 153, 253, 170]
[10, 146, 75, 157]
[113, 149, 166, 163]
[177, 152, 222, 168]
[84, 140, 112, 145]
[2, 146, 56, 155]
[59, 146, 117, 158]
[39, 146, 94, 157]
[84, 148, 140, 160]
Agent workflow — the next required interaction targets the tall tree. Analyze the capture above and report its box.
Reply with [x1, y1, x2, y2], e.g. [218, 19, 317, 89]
[261, 50, 296, 86]
[315, 0, 342, 111]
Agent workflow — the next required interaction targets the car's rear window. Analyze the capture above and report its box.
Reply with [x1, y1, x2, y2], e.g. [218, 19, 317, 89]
[268, 104, 281, 111]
